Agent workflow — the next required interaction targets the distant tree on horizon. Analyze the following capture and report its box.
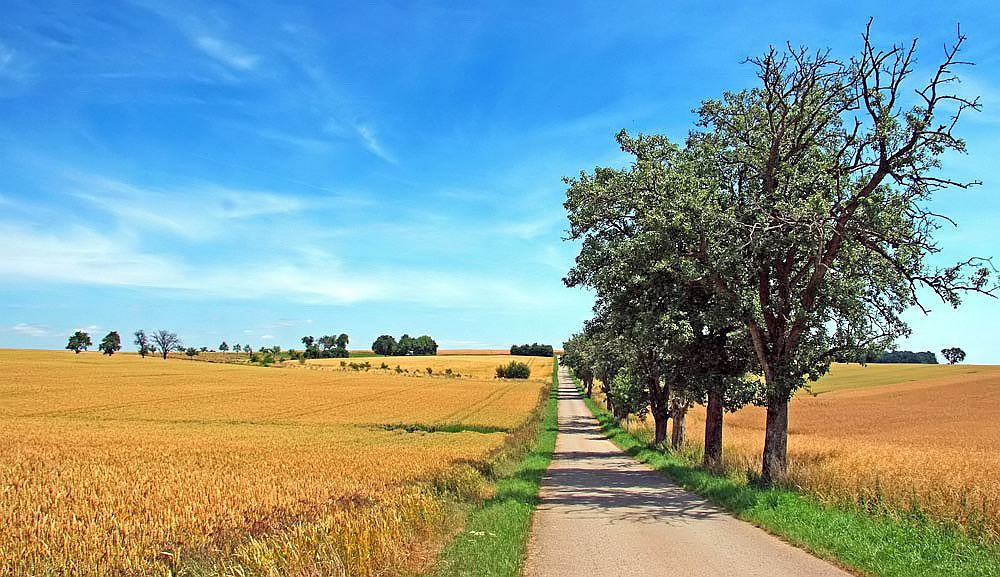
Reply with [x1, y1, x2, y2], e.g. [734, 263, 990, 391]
[941, 347, 967, 365]
[150, 330, 181, 360]
[372, 335, 397, 356]
[134, 330, 150, 358]
[66, 331, 91, 354]
[99, 331, 122, 356]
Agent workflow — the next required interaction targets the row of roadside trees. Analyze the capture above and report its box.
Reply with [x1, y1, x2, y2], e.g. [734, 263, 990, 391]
[560, 22, 995, 485]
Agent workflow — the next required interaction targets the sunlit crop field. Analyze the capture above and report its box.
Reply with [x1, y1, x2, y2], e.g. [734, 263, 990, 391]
[627, 363, 1000, 539]
[0, 349, 548, 576]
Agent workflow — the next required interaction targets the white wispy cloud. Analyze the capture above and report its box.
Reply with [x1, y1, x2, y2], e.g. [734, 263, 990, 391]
[65, 172, 303, 240]
[355, 124, 396, 164]
[8, 323, 53, 338]
[0, 41, 32, 90]
[0, 43, 14, 76]
[195, 36, 258, 71]
[130, 0, 260, 76]
[0, 219, 562, 311]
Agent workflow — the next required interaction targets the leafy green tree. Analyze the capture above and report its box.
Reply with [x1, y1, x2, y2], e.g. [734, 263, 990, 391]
[99, 331, 122, 356]
[185, 347, 199, 359]
[219, 341, 229, 353]
[372, 335, 397, 356]
[564, 149, 758, 449]
[561, 333, 596, 397]
[66, 331, 91, 354]
[395, 334, 414, 355]
[941, 347, 966, 364]
[413, 335, 438, 355]
[335, 333, 349, 350]
[151, 330, 181, 360]
[134, 329, 150, 358]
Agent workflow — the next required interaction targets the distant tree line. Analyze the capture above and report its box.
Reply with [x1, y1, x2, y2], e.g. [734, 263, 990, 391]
[867, 350, 939, 364]
[510, 343, 554, 357]
[371, 334, 438, 356]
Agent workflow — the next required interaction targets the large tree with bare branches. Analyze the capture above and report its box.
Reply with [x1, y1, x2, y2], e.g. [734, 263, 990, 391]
[686, 22, 995, 484]
[150, 330, 181, 360]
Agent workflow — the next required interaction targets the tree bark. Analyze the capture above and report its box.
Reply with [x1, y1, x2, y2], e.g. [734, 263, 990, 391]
[703, 388, 724, 469]
[761, 399, 789, 485]
[670, 404, 687, 450]
[584, 376, 593, 397]
[653, 414, 669, 445]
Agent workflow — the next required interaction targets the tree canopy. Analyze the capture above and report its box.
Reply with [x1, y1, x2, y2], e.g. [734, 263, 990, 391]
[941, 347, 966, 364]
[99, 331, 122, 356]
[510, 343, 554, 357]
[66, 331, 91, 354]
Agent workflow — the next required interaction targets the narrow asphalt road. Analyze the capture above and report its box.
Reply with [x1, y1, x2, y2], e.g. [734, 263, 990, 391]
[522, 365, 855, 577]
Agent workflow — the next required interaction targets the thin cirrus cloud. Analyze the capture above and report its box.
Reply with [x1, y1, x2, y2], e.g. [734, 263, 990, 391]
[0, 219, 556, 311]
[9, 323, 53, 338]
[64, 173, 305, 241]
[194, 36, 258, 71]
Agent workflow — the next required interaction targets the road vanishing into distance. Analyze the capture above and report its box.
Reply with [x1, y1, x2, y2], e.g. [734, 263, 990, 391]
[523, 366, 855, 577]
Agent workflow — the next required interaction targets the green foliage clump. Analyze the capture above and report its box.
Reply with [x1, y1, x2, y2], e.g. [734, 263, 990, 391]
[66, 331, 92, 354]
[495, 361, 530, 379]
[510, 343, 554, 357]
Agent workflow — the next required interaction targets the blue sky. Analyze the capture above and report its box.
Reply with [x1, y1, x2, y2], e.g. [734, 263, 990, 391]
[1, 1, 998, 361]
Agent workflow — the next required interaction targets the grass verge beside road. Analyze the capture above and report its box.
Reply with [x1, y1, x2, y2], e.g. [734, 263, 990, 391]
[424, 359, 559, 577]
[575, 381, 1000, 577]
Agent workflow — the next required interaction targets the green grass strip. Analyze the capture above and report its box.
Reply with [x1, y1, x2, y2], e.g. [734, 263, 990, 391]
[426, 359, 559, 577]
[576, 386, 1000, 577]
[376, 423, 511, 434]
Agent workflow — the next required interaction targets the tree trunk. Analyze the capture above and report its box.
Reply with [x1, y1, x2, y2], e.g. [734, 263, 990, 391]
[703, 389, 724, 469]
[653, 414, 669, 445]
[584, 376, 593, 397]
[761, 399, 789, 485]
[670, 411, 687, 451]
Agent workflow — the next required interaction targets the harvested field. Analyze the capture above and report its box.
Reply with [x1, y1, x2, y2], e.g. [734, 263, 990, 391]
[624, 363, 1000, 540]
[0, 349, 548, 576]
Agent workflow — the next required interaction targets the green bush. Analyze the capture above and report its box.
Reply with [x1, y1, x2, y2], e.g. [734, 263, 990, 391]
[495, 361, 531, 379]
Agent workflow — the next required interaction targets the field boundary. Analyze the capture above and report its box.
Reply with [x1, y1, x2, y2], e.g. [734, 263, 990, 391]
[571, 376, 1000, 577]
[424, 359, 559, 577]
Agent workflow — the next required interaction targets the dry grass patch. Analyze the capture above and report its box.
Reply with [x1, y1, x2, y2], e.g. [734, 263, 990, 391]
[0, 349, 546, 576]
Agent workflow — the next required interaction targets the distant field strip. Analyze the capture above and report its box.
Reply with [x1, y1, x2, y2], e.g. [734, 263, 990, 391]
[0, 350, 547, 576]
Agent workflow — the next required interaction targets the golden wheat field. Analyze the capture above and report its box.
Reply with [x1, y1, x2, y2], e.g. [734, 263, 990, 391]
[624, 362, 1000, 539]
[0, 349, 549, 577]
[302, 353, 555, 382]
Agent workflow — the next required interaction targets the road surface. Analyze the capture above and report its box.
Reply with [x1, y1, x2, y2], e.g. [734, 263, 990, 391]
[522, 365, 855, 577]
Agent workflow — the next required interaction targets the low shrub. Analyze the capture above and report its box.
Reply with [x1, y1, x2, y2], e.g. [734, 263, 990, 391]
[495, 361, 530, 379]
